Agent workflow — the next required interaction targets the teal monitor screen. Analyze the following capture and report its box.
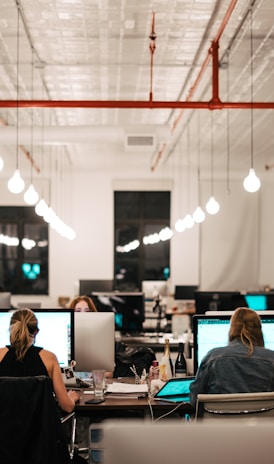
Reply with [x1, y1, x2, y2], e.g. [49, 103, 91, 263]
[244, 294, 267, 310]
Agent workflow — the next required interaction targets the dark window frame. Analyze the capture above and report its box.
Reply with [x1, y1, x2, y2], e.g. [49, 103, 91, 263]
[0, 206, 49, 295]
[114, 191, 170, 291]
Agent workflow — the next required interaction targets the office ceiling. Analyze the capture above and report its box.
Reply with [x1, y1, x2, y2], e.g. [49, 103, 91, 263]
[0, 0, 273, 181]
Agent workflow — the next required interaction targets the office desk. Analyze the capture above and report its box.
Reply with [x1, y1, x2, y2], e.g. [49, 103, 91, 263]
[75, 379, 194, 420]
[74, 379, 195, 453]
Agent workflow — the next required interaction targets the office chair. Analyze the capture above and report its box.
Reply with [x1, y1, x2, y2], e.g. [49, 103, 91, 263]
[0, 375, 76, 464]
[195, 391, 274, 421]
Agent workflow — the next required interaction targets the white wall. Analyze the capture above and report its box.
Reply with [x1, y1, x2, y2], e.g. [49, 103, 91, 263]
[0, 163, 273, 308]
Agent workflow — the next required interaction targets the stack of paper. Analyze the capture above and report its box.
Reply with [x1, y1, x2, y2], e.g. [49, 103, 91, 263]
[106, 382, 148, 398]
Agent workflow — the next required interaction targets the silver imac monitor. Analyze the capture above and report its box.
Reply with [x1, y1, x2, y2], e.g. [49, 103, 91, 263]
[142, 280, 168, 300]
[0, 292, 11, 309]
[74, 312, 115, 372]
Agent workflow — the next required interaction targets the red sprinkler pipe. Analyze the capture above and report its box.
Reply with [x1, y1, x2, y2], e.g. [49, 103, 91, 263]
[149, 12, 157, 103]
[0, 100, 273, 109]
[150, 0, 240, 171]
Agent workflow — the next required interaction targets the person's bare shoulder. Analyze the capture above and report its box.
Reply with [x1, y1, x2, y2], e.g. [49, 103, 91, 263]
[0, 346, 9, 362]
[39, 348, 58, 363]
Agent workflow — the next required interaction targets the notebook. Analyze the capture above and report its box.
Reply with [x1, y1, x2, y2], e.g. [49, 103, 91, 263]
[153, 377, 195, 403]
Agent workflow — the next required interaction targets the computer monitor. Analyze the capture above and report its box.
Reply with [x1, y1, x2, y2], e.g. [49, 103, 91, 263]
[79, 279, 114, 295]
[0, 292, 11, 309]
[90, 292, 145, 333]
[174, 285, 198, 300]
[17, 302, 41, 310]
[0, 309, 74, 368]
[194, 291, 242, 313]
[142, 281, 168, 300]
[243, 292, 274, 310]
[193, 313, 274, 373]
[74, 312, 115, 372]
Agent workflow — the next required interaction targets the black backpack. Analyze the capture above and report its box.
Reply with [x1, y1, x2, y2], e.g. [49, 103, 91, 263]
[113, 341, 156, 378]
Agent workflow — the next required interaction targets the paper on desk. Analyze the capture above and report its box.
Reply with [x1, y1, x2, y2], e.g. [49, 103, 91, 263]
[106, 382, 148, 394]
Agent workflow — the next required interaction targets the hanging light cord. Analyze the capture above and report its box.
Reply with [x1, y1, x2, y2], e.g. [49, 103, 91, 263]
[250, 5, 254, 169]
[210, 111, 214, 196]
[30, 48, 34, 184]
[187, 122, 190, 210]
[197, 113, 201, 203]
[226, 49, 231, 195]
[15, 3, 20, 170]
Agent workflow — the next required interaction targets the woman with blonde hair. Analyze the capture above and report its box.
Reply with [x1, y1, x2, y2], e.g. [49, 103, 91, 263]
[0, 308, 79, 413]
[190, 307, 274, 407]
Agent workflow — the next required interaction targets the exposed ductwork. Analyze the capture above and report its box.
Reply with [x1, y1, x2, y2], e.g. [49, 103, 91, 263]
[0, 124, 171, 146]
[0, 0, 272, 174]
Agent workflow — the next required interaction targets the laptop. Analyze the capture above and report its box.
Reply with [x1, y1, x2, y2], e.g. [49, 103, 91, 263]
[153, 377, 195, 403]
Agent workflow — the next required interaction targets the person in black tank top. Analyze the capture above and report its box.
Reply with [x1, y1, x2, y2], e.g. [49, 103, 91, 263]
[0, 345, 48, 377]
[0, 308, 79, 413]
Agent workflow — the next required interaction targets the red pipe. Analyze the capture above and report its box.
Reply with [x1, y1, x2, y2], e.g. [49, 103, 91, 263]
[149, 12, 156, 103]
[150, 0, 240, 171]
[0, 100, 273, 109]
[210, 41, 222, 109]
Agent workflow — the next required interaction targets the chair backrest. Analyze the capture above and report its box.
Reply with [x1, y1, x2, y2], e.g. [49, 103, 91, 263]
[196, 391, 274, 421]
[0, 375, 70, 464]
[102, 419, 274, 464]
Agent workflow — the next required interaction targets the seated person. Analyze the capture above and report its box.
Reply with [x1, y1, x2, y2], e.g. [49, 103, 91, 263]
[69, 295, 97, 312]
[190, 307, 274, 408]
[69, 296, 156, 379]
[0, 308, 79, 413]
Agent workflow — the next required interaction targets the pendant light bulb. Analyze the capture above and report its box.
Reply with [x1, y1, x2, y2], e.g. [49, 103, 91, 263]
[8, 169, 25, 194]
[243, 168, 261, 193]
[206, 196, 220, 215]
[24, 184, 39, 205]
[193, 206, 206, 223]
[35, 198, 48, 217]
[184, 213, 194, 229]
[175, 218, 185, 233]
[0, 157, 4, 171]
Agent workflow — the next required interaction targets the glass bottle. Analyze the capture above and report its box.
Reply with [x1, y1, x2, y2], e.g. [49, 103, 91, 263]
[163, 338, 171, 358]
[175, 342, 187, 378]
[149, 360, 159, 381]
[162, 338, 174, 378]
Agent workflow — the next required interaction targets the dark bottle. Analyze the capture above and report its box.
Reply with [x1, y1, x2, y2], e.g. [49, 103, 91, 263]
[175, 343, 187, 378]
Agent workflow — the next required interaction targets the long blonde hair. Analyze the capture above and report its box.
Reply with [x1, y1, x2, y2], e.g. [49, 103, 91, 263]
[229, 307, 264, 355]
[9, 308, 39, 361]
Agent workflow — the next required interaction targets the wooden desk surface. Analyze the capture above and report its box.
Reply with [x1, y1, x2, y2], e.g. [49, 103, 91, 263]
[75, 378, 194, 417]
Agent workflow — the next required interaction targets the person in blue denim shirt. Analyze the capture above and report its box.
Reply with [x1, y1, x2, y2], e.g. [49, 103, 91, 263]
[190, 307, 274, 408]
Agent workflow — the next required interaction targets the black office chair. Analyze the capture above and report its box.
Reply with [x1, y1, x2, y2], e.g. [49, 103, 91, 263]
[0, 375, 76, 464]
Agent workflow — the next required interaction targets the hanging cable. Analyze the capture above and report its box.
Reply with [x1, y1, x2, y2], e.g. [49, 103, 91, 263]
[226, 49, 231, 195]
[7, 2, 25, 194]
[243, 4, 261, 193]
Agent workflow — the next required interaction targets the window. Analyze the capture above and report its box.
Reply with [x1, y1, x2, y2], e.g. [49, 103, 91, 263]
[0, 207, 48, 295]
[114, 191, 170, 291]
